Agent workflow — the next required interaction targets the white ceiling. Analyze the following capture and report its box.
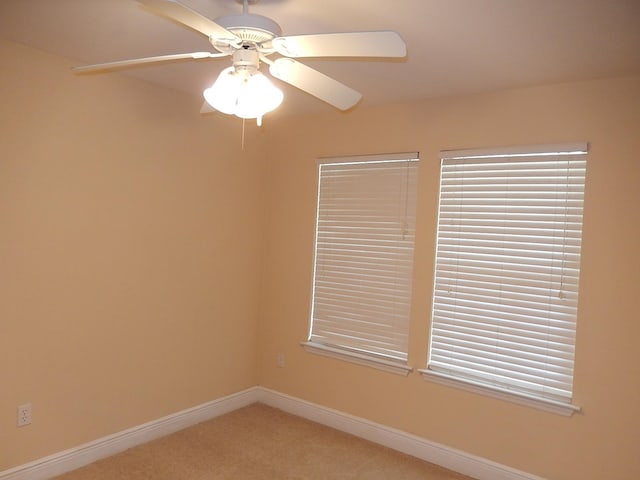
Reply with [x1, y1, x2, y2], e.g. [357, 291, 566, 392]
[2, 0, 640, 116]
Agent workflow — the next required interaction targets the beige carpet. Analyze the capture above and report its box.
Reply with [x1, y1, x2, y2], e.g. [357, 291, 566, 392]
[52, 403, 474, 479]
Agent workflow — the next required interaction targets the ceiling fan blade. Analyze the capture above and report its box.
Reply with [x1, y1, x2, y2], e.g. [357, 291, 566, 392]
[269, 58, 362, 111]
[137, 0, 238, 41]
[272, 31, 406, 58]
[72, 52, 228, 73]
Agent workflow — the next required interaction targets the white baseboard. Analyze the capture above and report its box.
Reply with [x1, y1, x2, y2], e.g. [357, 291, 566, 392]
[1, 386, 543, 480]
[0, 387, 260, 480]
[255, 387, 545, 480]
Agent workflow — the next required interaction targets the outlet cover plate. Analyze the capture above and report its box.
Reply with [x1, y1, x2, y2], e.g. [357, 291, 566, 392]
[17, 403, 32, 427]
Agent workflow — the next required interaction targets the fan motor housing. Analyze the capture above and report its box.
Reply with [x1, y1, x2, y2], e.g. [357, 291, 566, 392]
[214, 13, 282, 44]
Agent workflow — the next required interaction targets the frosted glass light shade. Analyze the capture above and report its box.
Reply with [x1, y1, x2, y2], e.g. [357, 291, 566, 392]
[203, 67, 283, 120]
[203, 67, 239, 115]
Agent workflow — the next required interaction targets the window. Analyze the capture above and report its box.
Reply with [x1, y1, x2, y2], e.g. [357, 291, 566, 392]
[304, 153, 419, 375]
[423, 143, 587, 415]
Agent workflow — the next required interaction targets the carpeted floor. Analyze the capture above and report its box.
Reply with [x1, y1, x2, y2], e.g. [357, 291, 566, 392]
[52, 403, 474, 479]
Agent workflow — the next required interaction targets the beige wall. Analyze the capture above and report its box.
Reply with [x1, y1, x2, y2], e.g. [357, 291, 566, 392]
[2, 37, 640, 480]
[0, 40, 267, 468]
[259, 76, 640, 480]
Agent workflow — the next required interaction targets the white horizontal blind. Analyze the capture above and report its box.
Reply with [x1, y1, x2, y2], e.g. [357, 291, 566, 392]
[428, 144, 587, 403]
[309, 154, 419, 362]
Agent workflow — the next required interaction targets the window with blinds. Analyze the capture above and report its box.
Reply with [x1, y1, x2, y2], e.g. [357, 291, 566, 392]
[307, 153, 419, 370]
[425, 143, 587, 412]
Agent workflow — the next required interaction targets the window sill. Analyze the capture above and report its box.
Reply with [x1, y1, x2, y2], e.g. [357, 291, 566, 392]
[419, 369, 581, 417]
[302, 342, 412, 376]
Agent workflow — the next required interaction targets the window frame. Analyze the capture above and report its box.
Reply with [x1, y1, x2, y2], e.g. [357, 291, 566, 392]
[304, 152, 420, 375]
[420, 143, 587, 415]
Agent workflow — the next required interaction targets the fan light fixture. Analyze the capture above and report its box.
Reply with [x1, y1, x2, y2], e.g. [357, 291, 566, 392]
[203, 50, 283, 125]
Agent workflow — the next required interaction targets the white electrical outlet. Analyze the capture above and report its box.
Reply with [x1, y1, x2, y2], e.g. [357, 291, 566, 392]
[277, 353, 285, 367]
[17, 403, 32, 427]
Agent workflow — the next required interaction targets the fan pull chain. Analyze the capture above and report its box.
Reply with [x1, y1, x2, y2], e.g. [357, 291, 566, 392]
[241, 118, 246, 151]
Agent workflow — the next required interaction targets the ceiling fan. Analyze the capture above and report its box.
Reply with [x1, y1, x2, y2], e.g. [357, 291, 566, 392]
[73, 0, 407, 123]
